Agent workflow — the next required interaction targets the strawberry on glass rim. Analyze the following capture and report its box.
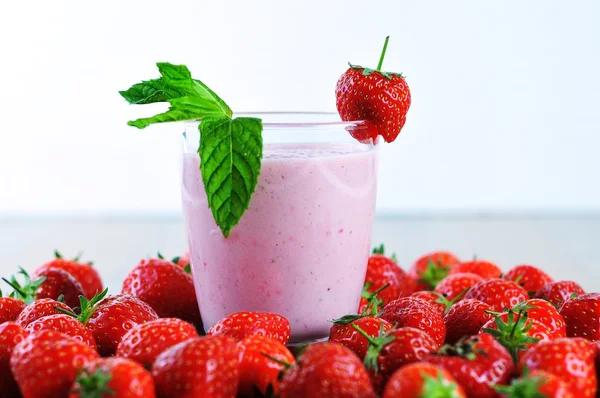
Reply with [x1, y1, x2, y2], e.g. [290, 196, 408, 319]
[336, 36, 411, 143]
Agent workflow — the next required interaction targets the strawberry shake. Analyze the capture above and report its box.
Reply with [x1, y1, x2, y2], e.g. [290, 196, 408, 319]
[182, 123, 378, 342]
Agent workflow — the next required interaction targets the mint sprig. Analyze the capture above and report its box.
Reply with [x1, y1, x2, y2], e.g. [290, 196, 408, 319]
[120, 62, 263, 237]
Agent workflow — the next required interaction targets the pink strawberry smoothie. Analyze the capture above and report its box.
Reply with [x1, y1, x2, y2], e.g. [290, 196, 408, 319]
[182, 143, 378, 342]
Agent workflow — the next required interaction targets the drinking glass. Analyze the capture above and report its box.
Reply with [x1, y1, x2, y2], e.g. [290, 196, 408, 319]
[181, 112, 379, 343]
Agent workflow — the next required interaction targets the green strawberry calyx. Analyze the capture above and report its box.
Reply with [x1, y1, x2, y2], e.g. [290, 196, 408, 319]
[432, 289, 469, 315]
[1, 267, 45, 304]
[56, 288, 109, 324]
[331, 283, 390, 324]
[418, 259, 451, 290]
[371, 244, 398, 263]
[421, 371, 466, 398]
[348, 36, 405, 80]
[482, 308, 540, 364]
[437, 336, 486, 360]
[71, 368, 115, 398]
[494, 367, 549, 397]
[54, 249, 89, 264]
[171, 255, 192, 274]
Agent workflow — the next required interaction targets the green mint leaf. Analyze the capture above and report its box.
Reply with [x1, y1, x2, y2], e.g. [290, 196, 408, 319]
[119, 78, 185, 104]
[127, 95, 230, 129]
[157, 62, 192, 82]
[121, 62, 232, 129]
[191, 79, 232, 117]
[156, 63, 231, 115]
[199, 116, 263, 238]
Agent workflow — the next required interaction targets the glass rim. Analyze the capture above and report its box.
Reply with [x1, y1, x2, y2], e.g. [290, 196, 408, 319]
[183, 112, 369, 129]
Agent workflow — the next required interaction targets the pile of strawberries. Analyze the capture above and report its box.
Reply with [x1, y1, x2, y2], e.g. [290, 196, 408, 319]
[0, 247, 597, 398]
[328, 246, 595, 397]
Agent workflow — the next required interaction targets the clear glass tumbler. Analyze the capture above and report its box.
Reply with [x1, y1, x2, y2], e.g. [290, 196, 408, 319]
[181, 112, 379, 343]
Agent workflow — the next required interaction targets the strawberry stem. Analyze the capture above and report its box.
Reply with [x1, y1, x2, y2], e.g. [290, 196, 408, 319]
[352, 323, 395, 373]
[261, 352, 292, 369]
[351, 324, 379, 346]
[376, 36, 390, 71]
[370, 283, 390, 298]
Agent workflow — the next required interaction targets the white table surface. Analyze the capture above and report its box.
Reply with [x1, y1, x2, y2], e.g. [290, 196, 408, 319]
[1, 213, 598, 293]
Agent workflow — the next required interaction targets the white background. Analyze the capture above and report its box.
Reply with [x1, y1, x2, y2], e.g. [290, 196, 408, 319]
[1, 0, 599, 215]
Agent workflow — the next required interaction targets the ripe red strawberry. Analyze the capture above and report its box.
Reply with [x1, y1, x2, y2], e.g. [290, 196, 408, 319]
[511, 298, 566, 339]
[0, 293, 25, 324]
[409, 251, 460, 291]
[380, 297, 446, 347]
[410, 291, 449, 314]
[122, 257, 202, 330]
[34, 251, 103, 299]
[482, 309, 552, 362]
[16, 298, 73, 327]
[329, 316, 393, 359]
[559, 293, 600, 341]
[237, 334, 295, 396]
[423, 333, 514, 398]
[68, 357, 155, 398]
[444, 299, 494, 344]
[208, 311, 291, 345]
[34, 267, 85, 308]
[359, 245, 415, 310]
[25, 313, 97, 350]
[152, 335, 239, 398]
[434, 272, 483, 301]
[463, 278, 528, 312]
[382, 362, 467, 398]
[535, 280, 585, 308]
[335, 36, 411, 143]
[519, 337, 597, 397]
[279, 342, 376, 398]
[10, 330, 99, 398]
[596, 341, 600, 387]
[355, 325, 438, 393]
[3, 267, 84, 309]
[116, 318, 198, 368]
[0, 322, 27, 398]
[86, 293, 158, 357]
[449, 260, 502, 279]
[60, 289, 159, 356]
[503, 264, 553, 296]
[496, 369, 574, 398]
